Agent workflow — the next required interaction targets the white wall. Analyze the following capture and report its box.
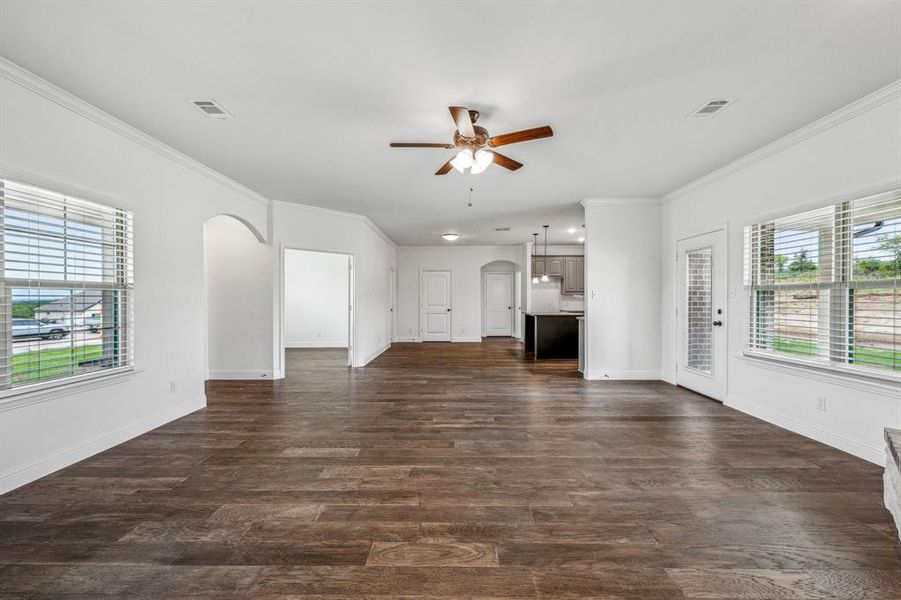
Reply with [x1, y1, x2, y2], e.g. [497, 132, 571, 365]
[204, 215, 274, 378]
[0, 62, 269, 493]
[0, 60, 398, 493]
[397, 245, 521, 342]
[660, 83, 901, 463]
[273, 202, 396, 370]
[285, 250, 349, 347]
[583, 200, 662, 380]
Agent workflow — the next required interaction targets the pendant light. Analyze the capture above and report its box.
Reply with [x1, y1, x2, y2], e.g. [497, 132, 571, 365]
[531, 233, 540, 284]
[540, 225, 550, 282]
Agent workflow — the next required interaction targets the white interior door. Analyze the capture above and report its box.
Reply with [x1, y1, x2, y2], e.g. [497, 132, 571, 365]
[485, 272, 513, 336]
[421, 270, 451, 341]
[677, 229, 727, 400]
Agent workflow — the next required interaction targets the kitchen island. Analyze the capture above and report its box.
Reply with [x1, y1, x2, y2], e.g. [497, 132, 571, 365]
[523, 312, 582, 360]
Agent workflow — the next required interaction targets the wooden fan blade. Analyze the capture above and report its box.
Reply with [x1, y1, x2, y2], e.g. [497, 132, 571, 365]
[449, 106, 476, 138]
[490, 151, 523, 171]
[488, 125, 553, 148]
[435, 160, 454, 175]
[390, 142, 455, 148]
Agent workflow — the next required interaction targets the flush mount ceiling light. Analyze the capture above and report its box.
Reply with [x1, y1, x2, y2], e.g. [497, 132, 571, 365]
[441, 233, 461, 241]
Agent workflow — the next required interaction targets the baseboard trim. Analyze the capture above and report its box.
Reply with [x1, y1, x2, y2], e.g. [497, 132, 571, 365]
[285, 342, 348, 348]
[393, 337, 421, 343]
[583, 370, 661, 380]
[360, 342, 391, 366]
[725, 393, 884, 465]
[0, 395, 206, 494]
[452, 337, 482, 343]
[207, 370, 275, 380]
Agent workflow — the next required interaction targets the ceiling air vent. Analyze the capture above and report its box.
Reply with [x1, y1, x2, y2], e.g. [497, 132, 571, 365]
[688, 99, 732, 119]
[494, 227, 512, 232]
[190, 99, 232, 119]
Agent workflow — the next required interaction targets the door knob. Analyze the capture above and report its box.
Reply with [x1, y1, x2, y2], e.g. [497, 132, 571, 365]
[446, 308, 451, 312]
[712, 320, 723, 327]
[508, 306, 512, 309]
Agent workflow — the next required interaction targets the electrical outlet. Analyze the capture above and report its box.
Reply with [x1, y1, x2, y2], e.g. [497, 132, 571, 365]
[815, 396, 826, 411]
[169, 381, 177, 394]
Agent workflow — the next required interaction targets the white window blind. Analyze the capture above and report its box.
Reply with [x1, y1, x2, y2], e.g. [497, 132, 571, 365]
[744, 189, 900, 377]
[0, 178, 134, 392]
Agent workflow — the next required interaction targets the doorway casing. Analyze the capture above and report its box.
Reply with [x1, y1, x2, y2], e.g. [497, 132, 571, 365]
[675, 226, 728, 401]
[276, 244, 356, 374]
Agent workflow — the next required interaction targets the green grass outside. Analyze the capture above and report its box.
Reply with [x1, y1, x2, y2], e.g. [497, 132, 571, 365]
[773, 337, 900, 371]
[12, 343, 103, 385]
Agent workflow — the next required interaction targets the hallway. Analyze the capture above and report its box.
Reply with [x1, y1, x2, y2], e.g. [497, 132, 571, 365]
[1, 341, 899, 598]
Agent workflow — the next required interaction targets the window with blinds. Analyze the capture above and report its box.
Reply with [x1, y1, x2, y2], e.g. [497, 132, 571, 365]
[743, 189, 900, 377]
[0, 178, 134, 392]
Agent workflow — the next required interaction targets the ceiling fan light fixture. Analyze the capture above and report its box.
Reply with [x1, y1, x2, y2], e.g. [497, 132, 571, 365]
[441, 233, 461, 242]
[470, 149, 494, 174]
[450, 149, 473, 173]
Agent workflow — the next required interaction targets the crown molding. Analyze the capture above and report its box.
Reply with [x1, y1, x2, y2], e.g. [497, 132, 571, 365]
[271, 199, 397, 248]
[398, 243, 526, 250]
[581, 197, 661, 208]
[0, 57, 270, 208]
[663, 78, 901, 204]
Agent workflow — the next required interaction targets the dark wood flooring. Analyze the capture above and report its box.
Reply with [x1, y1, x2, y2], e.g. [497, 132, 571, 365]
[1, 340, 899, 598]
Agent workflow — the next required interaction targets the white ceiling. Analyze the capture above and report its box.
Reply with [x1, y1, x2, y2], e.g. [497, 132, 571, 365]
[1, 1, 899, 245]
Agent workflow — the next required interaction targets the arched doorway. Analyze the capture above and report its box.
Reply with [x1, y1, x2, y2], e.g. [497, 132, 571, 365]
[480, 260, 521, 338]
[202, 214, 273, 379]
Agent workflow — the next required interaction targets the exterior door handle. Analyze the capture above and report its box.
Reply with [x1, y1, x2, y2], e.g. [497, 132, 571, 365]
[712, 320, 723, 327]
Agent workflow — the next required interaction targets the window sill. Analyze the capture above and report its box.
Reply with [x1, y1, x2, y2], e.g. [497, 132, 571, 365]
[0, 367, 139, 412]
[741, 351, 901, 398]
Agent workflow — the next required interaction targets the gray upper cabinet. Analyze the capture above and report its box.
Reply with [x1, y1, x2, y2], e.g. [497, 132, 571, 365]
[562, 256, 584, 295]
[532, 255, 584, 295]
[546, 256, 565, 278]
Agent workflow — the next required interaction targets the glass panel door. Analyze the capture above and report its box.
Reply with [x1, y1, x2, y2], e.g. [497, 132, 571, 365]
[677, 229, 727, 400]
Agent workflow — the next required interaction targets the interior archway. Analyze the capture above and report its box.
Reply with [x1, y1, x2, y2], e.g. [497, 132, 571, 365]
[202, 214, 274, 380]
[480, 259, 521, 339]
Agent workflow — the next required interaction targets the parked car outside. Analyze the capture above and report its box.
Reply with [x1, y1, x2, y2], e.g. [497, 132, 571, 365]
[83, 316, 101, 333]
[12, 318, 71, 340]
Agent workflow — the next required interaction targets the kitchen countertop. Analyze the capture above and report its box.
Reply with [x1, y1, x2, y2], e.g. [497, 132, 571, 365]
[523, 312, 584, 317]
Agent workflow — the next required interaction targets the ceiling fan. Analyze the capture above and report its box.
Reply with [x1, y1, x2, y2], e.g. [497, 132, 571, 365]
[390, 106, 553, 175]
